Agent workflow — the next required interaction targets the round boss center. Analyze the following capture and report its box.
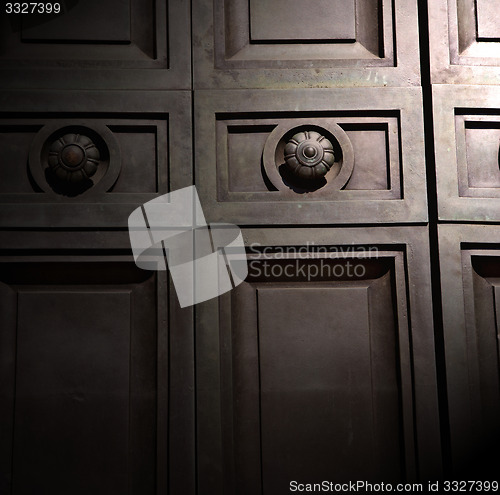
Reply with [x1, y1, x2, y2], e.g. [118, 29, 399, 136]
[60, 144, 85, 169]
[296, 140, 323, 166]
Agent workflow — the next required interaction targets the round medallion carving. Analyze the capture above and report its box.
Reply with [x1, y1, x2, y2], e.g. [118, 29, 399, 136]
[284, 131, 335, 180]
[28, 123, 121, 198]
[262, 120, 354, 195]
[48, 134, 100, 184]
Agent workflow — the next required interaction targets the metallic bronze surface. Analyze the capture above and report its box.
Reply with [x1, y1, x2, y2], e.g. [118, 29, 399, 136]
[48, 134, 100, 183]
[2, 0, 500, 491]
[284, 131, 335, 180]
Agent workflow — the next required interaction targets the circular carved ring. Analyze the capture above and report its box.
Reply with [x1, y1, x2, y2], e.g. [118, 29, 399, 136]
[29, 122, 121, 197]
[262, 120, 354, 195]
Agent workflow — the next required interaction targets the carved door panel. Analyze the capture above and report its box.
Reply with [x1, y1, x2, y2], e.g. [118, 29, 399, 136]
[0, 0, 191, 90]
[0, 233, 195, 495]
[197, 228, 441, 493]
[429, 0, 500, 85]
[193, 0, 443, 491]
[6, 0, 495, 491]
[0, 2, 196, 495]
[439, 226, 500, 474]
[193, 0, 421, 88]
[429, 1, 500, 474]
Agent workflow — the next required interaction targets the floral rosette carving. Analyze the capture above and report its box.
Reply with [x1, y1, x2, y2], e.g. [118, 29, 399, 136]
[48, 133, 100, 184]
[284, 130, 335, 180]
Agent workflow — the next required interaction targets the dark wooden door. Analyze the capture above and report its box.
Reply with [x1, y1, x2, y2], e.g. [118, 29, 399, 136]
[192, 1, 444, 491]
[0, 1, 497, 493]
[429, 0, 500, 476]
[0, 2, 196, 494]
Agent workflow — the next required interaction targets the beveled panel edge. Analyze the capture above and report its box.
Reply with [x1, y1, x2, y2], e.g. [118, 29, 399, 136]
[429, 0, 500, 85]
[195, 225, 442, 490]
[433, 84, 500, 222]
[0, 90, 193, 228]
[0, 0, 191, 90]
[195, 88, 428, 225]
[193, 0, 421, 89]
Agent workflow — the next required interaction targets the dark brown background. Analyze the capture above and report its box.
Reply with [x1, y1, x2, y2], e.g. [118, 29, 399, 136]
[0, 1, 499, 493]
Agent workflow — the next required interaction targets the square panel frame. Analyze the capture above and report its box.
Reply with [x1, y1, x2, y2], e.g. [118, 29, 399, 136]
[0, 0, 191, 90]
[0, 90, 192, 228]
[193, 0, 421, 89]
[195, 87, 428, 225]
[196, 226, 442, 494]
[433, 84, 500, 221]
[0, 230, 196, 495]
[429, 0, 500, 84]
[438, 224, 500, 472]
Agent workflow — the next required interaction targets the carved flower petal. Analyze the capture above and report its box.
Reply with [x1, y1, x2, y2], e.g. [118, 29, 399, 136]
[86, 147, 100, 161]
[78, 135, 93, 148]
[291, 132, 307, 143]
[83, 162, 98, 177]
[55, 167, 68, 181]
[50, 140, 65, 153]
[320, 138, 334, 150]
[285, 156, 301, 173]
[323, 150, 335, 167]
[297, 166, 313, 179]
[284, 141, 298, 156]
[314, 164, 329, 177]
[69, 170, 84, 183]
[308, 131, 322, 142]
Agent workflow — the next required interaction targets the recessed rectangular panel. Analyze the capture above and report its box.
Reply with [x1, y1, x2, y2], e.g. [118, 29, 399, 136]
[258, 286, 375, 487]
[433, 86, 500, 220]
[429, 0, 500, 82]
[0, 259, 168, 494]
[476, 0, 500, 40]
[222, 256, 407, 490]
[0, 126, 42, 193]
[343, 126, 390, 190]
[0, 91, 192, 228]
[198, 89, 426, 225]
[464, 124, 500, 189]
[14, 291, 131, 494]
[21, 0, 131, 42]
[226, 125, 274, 193]
[439, 226, 500, 473]
[470, 257, 500, 428]
[194, 0, 422, 88]
[0, 118, 166, 200]
[111, 126, 159, 193]
[249, 0, 356, 41]
[197, 228, 442, 494]
[0, 0, 194, 91]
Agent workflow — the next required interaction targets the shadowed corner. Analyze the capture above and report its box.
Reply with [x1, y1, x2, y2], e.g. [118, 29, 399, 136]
[453, 437, 500, 480]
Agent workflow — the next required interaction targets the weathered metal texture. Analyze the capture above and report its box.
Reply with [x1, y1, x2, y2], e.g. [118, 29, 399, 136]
[283, 130, 335, 181]
[0, 231, 195, 495]
[195, 87, 427, 225]
[0, 90, 192, 228]
[0, 0, 191, 90]
[193, 0, 421, 89]
[196, 226, 442, 493]
[429, 0, 500, 84]
[433, 84, 500, 222]
[438, 224, 500, 474]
